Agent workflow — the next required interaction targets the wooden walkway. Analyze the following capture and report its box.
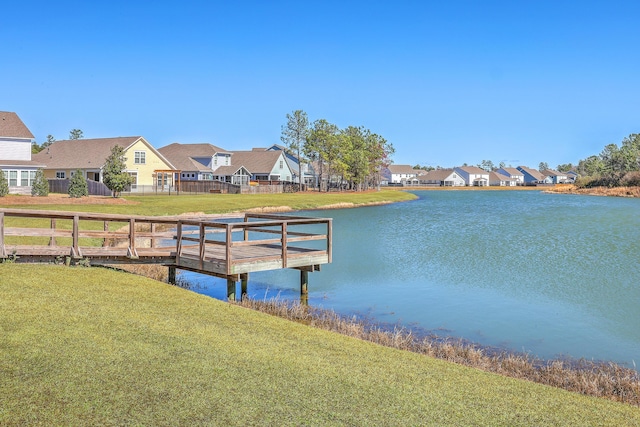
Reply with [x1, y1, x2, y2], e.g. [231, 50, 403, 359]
[0, 209, 332, 300]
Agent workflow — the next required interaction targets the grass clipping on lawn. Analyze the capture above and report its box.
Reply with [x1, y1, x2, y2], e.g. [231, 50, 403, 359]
[1, 264, 639, 426]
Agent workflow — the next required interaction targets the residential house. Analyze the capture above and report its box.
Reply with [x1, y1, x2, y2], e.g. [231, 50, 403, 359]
[566, 170, 578, 183]
[489, 171, 517, 186]
[388, 164, 421, 185]
[454, 166, 489, 186]
[0, 111, 46, 194]
[496, 167, 525, 185]
[265, 144, 317, 186]
[230, 150, 295, 182]
[158, 143, 250, 185]
[419, 169, 465, 186]
[516, 166, 553, 185]
[541, 169, 568, 184]
[32, 136, 176, 191]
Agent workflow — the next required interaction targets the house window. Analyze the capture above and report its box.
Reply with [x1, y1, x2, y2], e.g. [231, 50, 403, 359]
[279, 160, 284, 169]
[128, 172, 138, 189]
[8, 171, 17, 186]
[56, 171, 66, 179]
[214, 156, 218, 166]
[225, 156, 229, 165]
[134, 151, 146, 164]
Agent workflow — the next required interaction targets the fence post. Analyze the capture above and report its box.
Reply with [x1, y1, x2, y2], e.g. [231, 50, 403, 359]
[281, 221, 287, 268]
[72, 215, 80, 257]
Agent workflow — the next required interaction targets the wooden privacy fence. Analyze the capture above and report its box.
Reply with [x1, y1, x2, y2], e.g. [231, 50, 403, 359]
[0, 209, 332, 298]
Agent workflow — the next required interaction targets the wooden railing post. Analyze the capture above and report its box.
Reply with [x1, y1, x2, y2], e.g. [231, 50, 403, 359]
[199, 223, 205, 270]
[225, 223, 232, 275]
[50, 218, 56, 247]
[0, 212, 5, 258]
[281, 221, 287, 268]
[102, 221, 109, 247]
[128, 218, 138, 258]
[327, 219, 332, 263]
[72, 215, 80, 257]
[176, 221, 183, 264]
[243, 214, 249, 241]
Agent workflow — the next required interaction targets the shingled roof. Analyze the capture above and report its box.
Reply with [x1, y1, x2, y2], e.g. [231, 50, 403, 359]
[229, 150, 285, 174]
[0, 111, 35, 139]
[32, 136, 143, 169]
[158, 143, 229, 172]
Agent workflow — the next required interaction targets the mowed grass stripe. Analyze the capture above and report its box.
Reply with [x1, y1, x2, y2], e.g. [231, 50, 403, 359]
[1, 264, 639, 426]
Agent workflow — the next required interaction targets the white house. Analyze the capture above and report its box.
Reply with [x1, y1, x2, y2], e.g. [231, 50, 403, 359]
[496, 167, 525, 185]
[0, 111, 45, 194]
[454, 166, 489, 186]
[489, 171, 517, 186]
[388, 164, 420, 185]
[419, 169, 465, 186]
[541, 169, 568, 184]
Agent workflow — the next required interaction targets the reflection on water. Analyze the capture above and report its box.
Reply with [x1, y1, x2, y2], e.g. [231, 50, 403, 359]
[181, 190, 640, 366]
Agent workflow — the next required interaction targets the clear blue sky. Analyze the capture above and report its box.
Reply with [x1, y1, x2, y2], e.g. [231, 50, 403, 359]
[3, 0, 639, 169]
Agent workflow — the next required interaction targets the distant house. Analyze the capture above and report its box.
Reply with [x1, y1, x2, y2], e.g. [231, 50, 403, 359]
[541, 169, 568, 184]
[0, 111, 46, 194]
[230, 150, 295, 182]
[566, 170, 578, 183]
[158, 143, 249, 185]
[419, 169, 465, 186]
[265, 144, 316, 186]
[516, 166, 552, 185]
[496, 167, 524, 185]
[158, 143, 295, 186]
[454, 166, 489, 186]
[388, 165, 421, 185]
[32, 136, 176, 191]
[489, 171, 517, 186]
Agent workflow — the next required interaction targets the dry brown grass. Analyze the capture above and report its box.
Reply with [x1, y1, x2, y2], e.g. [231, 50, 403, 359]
[237, 297, 640, 406]
[546, 184, 640, 198]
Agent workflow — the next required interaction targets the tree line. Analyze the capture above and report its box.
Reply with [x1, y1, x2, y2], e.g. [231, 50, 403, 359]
[574, 133, 640, 187]
[281, 110, 394, 191]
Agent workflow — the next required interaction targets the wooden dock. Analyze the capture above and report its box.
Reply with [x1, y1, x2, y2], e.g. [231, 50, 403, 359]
[0, 209, 332, 300]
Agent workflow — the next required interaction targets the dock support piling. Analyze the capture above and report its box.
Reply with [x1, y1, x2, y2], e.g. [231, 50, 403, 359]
[227, 278, 236, 302]
[168, 266, 176, 285]
[240, 273, 248, 300]
[300, 270, 308, 295]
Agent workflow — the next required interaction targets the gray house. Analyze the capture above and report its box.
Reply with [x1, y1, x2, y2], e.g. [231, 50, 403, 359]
[516, 166, 553, 185]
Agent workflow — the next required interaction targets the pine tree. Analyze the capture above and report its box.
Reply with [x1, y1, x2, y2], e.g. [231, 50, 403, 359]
[31, 169, 49, 196]
[68, 169, 88, 198]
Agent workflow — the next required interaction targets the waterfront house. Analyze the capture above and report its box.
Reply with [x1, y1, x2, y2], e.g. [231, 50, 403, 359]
[388, 164, 421, 185]
[230, 150, 295, 182]
[516, 166, 552, 185]
[454, 166, 489, 186]
[0, 111, 46, 194]
[419, 168, 465, 186]
[541, 169, 569, 184]
[496, 167, 525, 185]
[489, 171, 517, 186]
[158, 143, 249, 184]
[566, 170, 578, 183]
[32, 136, 176, 191]
[265, 144, 317, 186]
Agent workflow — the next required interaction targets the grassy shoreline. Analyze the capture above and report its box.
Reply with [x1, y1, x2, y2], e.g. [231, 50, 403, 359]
[2, 264, 639, 426]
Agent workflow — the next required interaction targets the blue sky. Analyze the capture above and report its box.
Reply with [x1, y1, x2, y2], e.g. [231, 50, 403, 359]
[3, 0, 639, 169]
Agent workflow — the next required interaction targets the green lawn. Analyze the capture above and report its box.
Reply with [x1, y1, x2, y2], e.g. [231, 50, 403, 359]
[0, 190, 417, 216]
[2, 264, 639, 426]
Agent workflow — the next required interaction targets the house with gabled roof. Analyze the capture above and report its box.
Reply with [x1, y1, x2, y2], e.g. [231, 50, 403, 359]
[489, 171, 517, 186]
[496, 167, 524, 185]
[265, 144, 317, 186]
[32, 136, 176, 191]
[388, 164, 421, 185]
[541, 169, 568, 184]
[419, 169, 465, 186]
[158, 143, 249, 184]
[0, 111, 46, 194]
[516, 166, 552, 185]
[454, 166, 489, 186]
[229, 150, 295, 182]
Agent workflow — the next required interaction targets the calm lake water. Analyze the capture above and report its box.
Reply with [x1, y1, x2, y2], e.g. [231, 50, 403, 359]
[182, 190, 640, 367]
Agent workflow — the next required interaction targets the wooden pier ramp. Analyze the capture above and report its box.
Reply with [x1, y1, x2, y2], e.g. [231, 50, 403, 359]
[0, 209, 332, 301]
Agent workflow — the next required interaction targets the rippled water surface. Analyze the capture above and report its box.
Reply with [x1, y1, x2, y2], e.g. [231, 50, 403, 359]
[184, 190, 640, 366]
